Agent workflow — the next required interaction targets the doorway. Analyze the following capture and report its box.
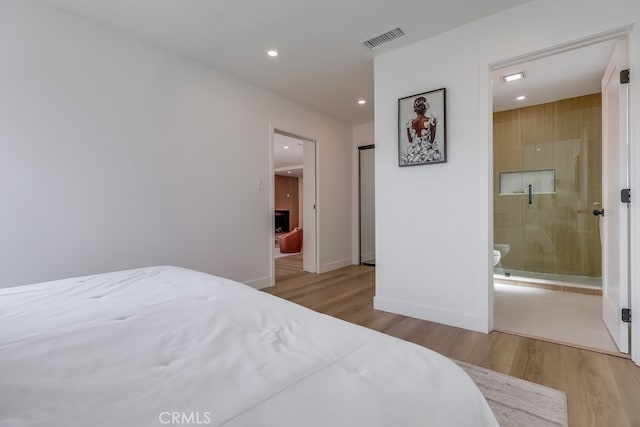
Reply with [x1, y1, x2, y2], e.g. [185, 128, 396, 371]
[272, 129, 317, 282]
[490, 34, 630, 356]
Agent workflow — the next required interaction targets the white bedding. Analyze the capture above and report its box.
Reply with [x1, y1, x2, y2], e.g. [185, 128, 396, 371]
[0, 266, 498, 427]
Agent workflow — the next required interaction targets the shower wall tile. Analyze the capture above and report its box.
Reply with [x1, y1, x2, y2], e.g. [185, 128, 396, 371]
[493, 93, 602, 278]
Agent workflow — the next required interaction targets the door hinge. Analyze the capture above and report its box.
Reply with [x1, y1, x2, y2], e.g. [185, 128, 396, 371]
[621, 69, 630, 84]
[621, 188, 631, 203]
[622, 308, 631, 323]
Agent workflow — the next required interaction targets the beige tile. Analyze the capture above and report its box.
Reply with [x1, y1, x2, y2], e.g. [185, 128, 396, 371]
[494, 283, 620, 354]
[493, 94, 602, 278]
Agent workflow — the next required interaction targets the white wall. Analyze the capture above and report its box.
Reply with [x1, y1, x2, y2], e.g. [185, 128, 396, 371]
[374, 0, 640, 338]
[0, 0, 352, 288]
[352, 122, 374, 264]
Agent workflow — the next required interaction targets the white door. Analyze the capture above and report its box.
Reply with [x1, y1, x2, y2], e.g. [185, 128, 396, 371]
[303, 140, 317, 273]
[601, 38, 630, 353]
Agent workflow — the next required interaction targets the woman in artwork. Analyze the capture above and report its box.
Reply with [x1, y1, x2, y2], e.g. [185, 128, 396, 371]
[407, 96, 437, 144]
[401, 95, 443, 164]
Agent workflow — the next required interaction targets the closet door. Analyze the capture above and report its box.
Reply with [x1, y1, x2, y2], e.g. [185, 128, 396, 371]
[359, 145, 375, 266]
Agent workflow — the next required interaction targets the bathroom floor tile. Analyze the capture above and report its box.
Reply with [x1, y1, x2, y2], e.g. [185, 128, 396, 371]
[494, 283, 621, 354]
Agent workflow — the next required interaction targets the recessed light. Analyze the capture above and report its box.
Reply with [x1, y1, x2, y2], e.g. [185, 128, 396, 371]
[536, 148, 542, 151]
[287, 171, 292, 174]
[267, 50, 279, 57]
[516, 95, 526, 101]
[283, 145, 289, 149]
[503, 72, 524, 83]
[358, 99, 366, 105]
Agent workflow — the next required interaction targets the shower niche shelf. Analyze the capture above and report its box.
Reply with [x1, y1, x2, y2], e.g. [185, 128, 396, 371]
[499, 169, 555, 195]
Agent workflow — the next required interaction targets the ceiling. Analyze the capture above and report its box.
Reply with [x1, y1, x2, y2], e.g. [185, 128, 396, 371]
[492, 40, 616, 112]
[274, 133, 304, 178]
[43, 0, 532, 125]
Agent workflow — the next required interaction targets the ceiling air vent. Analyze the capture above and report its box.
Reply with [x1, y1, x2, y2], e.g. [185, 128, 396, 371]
[362, 27, 405, 51]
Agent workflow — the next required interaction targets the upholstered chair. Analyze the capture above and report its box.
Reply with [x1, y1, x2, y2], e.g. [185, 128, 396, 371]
[279, 227, 303, 253]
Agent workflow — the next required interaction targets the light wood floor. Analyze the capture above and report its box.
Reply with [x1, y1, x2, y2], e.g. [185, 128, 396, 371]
[264, 263, 640, 427]
[275, 253, 303, 280]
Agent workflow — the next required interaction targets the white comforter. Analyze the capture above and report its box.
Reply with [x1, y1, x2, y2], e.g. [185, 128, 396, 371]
[0, 266, 498, 427]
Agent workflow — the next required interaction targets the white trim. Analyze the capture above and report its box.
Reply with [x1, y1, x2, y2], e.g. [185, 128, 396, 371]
[300, 137, 318, 273]
[629, 26, 640, 366]
[243, 276, 272, 289]
[319, 257, 352, 273]
[374, 296, 488, 333]
[490, 25, 634, 70]
[269, 123, 276, 287]
[482, 57, 495, 333]
[361, 252, 376, 262]
[270, 125, 320, 280]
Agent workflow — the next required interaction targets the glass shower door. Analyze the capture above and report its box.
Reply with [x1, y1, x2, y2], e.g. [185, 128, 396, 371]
[493, 95, 602, 286]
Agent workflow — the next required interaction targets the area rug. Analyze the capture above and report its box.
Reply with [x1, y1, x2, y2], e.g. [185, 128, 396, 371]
[456, 360, 568, 427]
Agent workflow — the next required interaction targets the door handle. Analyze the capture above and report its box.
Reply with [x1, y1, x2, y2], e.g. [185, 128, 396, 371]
[592, 202, 604, 217]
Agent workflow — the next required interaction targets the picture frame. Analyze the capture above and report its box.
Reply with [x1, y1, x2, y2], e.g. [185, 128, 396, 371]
[398, 88, 446, 166]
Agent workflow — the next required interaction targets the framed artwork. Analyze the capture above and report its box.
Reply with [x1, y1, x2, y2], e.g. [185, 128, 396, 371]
[398, 88, 446, 166]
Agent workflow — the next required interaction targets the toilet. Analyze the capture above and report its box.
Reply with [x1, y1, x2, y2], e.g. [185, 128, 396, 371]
[493, 250, 501, 267]
[492, 243, 510, 267]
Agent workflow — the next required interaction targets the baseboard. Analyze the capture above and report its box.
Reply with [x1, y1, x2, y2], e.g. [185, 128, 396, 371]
[243, 276, 272, 290]
[373, 295, 489, 333]
[361, 252, 376, 262]
[319, 257, 353, 274]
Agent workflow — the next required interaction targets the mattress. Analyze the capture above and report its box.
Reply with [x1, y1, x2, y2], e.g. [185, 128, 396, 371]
[0, 266, 498, 426]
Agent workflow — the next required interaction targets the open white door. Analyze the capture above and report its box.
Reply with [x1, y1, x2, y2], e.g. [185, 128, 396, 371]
[302, 140, 317, 273]
[601, 38, 630, 353]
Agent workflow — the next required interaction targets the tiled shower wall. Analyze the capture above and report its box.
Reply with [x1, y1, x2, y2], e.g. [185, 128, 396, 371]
[493, 93, 602, 278]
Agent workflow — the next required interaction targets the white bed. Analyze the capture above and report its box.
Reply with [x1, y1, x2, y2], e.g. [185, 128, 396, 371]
[0, 266, 498, 427]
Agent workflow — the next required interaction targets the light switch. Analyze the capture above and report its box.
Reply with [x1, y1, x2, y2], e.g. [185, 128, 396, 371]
[257, 178, 264, 190]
